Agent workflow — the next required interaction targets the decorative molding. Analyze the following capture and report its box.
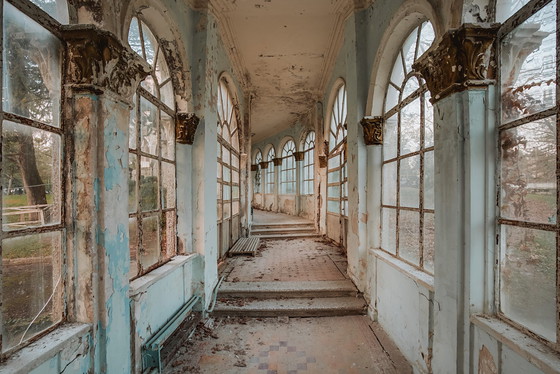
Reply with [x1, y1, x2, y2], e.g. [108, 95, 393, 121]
[251, 164, 258, 172]
[318, 156, 328, 168]
[361, 117, 384, 145]
[294, 151, 305, 162]
[176, 113, 200, 144]
[413, 23, 499, 103]
[259, 161, 269, 170]
[273, 158, 282, 167]
[63, 26, 150, 100]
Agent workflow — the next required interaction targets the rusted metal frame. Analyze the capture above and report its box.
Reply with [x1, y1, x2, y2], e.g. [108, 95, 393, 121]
[7, 0, 62, 39]
[497, 0, 553, 39]
[137, 17, 148, 67]
[385, 81, 426, 119]
[499, 108, 556, 132]
[137, 87, 175, 117]
[419, 91, 426, 268]
[395, 104, 402, 257]
[497, 218, 557, 232]
[3, 112, 64, 136]
[2, 224, 64, 239]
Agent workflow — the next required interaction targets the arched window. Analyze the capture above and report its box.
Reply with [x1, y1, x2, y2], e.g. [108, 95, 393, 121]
[1, 0, 66, 353]
[254, 151, 263, 194]
[265, 147, 275, 194]
[217, 78, 241, 224]
[302, 131, 315, 195]
[327, 84, 348, 216]
[496, 0, 557, 345]
[128, 17, 177, 278]
[280, 140, 296, 194]
[381, 21, 435, 273]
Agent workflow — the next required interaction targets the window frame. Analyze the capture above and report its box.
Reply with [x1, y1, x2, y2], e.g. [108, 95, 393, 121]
[254, 151, 263, 194]
[302, 131, 315, 196]
[280, 140, 296, 195]
[327, 83, 348, 217]
[265, 147, 275, 194]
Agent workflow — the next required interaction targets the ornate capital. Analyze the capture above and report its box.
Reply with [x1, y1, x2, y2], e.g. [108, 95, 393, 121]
[294, 151, 305, 162]
[251, 164, 258, 172]
[361, 117, 384, 145]
[176, 113, 200, 144]
[259, 161, 269, 170]
[318, 156, 328, 168]
[273, 158, 283, 167]
[323, 140, 330, 156]
[63, 26, 150, 100]
[413, 24, 499, 102]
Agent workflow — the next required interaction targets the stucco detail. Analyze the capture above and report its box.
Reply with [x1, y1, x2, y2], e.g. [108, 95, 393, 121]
[360, 117, 383, 145]
[176, 113, 201, 145]
[413, 24, 499, 102]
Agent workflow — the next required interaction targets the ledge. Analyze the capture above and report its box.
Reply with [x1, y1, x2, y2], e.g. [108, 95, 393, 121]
[472, 315, 560, 374]
[370, 249, 434, 291]
[0, 323, 91, 374]
[129, 254, 200, 297]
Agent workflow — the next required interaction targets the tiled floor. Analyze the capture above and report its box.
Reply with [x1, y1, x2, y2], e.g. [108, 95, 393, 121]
[165, 316, 407, 374]
[224, 238, 347, 282]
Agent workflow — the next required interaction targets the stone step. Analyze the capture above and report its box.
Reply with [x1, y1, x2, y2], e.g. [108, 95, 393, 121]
[212, 297, 367, 317]
[218, 280, 357, 299]
[251, 227, 316, 235]
[251, 223, 314, 230]
[252, 233, 322, 240]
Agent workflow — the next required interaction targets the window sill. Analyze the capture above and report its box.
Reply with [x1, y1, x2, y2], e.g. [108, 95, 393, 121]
[129, 254, 200, 297]
[370, 249, 434, 291]
[471, 315, 560, 374]
[0, 323, 91, 374]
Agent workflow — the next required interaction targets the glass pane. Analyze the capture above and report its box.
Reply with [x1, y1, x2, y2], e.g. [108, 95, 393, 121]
[399, 210, 420, 265]
[390, 51, 405, 87]
[233, 201, 240, 215]
[418, 22, 435, 57]
[129, 95, 137, 150]
[141, 74, 157, 96]
[402, 76, 420, 99]
[382, 208, 397, 254]
[3, 3, 62, 127]
[140, 215, 159, 270]
[423, 212, 435, 273]
[400, 155, 420, 208]
[223, 166, 230, 183]
[160, 81, 175, 110]
[162, 211, 176, 258]
[327, 200, 339, 213]
[155, 49, 170, 84]
[128, 154, 137, 213]
[232, 186, 239, 199]
[232, 170, 239, 184]
[140, 157, 159, 211]
[328, 185, 340, 198]
[382, 162, 397, 206]
[140, 98, 158, 155]
[2, 231, 63, 351]
[223, 202, 231, 219]
[232, 154, 239, 168]
[141, 22, 157, 66]
[29, 0, 69, 24]
[2, 121, 61, 230]
[496, 0, 532, 22]
[329, 154, 340, 169]
[128, 17, 143, 57]
[385, 84, 400, 112]
[500, 118, 556, 224]
[500, 225, 556, 342]
[384, 114, 398, 160]
[402, 27, 418, 74]
[160, 111, 175, 161]
[424, 151, 435, 210]
[223, 146, 230, 165]
[129, 217, 138, 278]
[501, 1, 556, 123]
[400, 98, 421, 155]
[161, 162, 175, 210]
[425, 95, 434, 148]
[223, 185, 231, 200]
[328, 169, 340, 183]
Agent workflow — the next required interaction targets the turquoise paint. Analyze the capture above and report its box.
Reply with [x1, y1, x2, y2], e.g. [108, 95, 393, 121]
[103, 116, 127, 192]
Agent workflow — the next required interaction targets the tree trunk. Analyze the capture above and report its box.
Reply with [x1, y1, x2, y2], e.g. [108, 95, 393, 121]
[16, 133, 47, 206]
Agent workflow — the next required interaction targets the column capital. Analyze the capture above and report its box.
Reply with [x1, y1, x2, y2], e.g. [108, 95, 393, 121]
[318, 156, 328, 168]
[251, 164, 259, 172]
[63, 25, 150, 100]
[413, 23, 499, 103]
[176, 112, 200, 144]
[272, 158, 283, 167]
[259, 161, 269, 170]
[360, 117, 384, 145]
[294, 151, 305, 162]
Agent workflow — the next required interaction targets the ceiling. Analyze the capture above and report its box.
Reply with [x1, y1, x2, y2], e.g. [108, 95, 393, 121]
[211, 0, 361, 144]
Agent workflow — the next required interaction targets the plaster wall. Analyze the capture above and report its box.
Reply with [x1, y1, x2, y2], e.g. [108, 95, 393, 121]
[299, 195, 315, 221]
[278, 195, 297, 215]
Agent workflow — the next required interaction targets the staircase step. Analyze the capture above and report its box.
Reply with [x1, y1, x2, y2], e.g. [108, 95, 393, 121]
[252, 223, 314, 230]
[253, 233, 322, 240]
[251, 227, 316, 235]
[218, 280, 357, 299]
[212, 297, 367, 317]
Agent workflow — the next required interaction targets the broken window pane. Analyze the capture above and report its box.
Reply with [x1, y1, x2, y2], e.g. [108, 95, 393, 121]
[29, 0, 69, 24]
[3, 2, 62, 127]
[140, 215, 160, 270]
[140, 157, 159, 211]
[399, 210, 420, 265]
[501, 1, 556, 123]
[2, 121, 61, 230]
[500, 225, 556, 341]
[2, 231, 63, 351]
[500, 118, 556, 224]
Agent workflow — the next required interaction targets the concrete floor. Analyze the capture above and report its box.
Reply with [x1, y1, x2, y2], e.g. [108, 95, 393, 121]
[164, 212, 410, 373]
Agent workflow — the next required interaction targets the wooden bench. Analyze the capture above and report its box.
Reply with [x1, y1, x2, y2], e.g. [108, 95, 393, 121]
[228, 237, 260, 257]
